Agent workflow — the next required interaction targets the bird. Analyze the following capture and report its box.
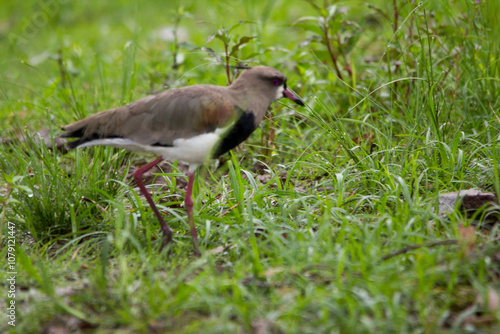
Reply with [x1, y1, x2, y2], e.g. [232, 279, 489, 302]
[61, 65, 304, 256]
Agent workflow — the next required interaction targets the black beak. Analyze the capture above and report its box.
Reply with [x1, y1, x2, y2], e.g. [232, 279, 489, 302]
[283, 87, 304, 106]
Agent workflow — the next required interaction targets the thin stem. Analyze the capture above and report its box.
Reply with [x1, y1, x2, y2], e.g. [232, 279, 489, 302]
[380, 240, 458, 262]
[0, 183, 12, 229]
[393, 0, 399, 33]
[322, 19, 343, 80]
[224, 43, 232, 84]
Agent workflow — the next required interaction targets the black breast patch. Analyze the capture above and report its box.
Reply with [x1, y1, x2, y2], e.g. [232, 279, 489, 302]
[212, 111, 257, 158]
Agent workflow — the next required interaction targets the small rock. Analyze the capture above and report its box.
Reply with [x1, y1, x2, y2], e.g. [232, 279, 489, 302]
[438, 189, 498, 214]
[438, 189, 499, 226]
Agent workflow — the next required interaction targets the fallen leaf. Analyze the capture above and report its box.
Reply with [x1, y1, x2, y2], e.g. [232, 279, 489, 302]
[457, 225, 476, 255]
[206, 246, 224, 255]
[477, 288, 500, 312]
[252, 318, 281, 334]
[264, 267, 284, 279]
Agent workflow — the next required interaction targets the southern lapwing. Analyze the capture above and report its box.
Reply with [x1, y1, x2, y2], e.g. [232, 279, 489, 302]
[61, 66, 304, 256]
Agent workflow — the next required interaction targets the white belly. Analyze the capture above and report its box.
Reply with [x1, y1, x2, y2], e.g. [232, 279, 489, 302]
[77, 129, 224, 166]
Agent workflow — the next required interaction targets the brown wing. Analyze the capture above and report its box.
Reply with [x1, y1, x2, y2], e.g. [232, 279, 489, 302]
[61, 85, 239, 148]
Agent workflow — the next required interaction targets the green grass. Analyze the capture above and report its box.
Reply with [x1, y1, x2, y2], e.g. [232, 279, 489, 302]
[1, 0, 500, 333]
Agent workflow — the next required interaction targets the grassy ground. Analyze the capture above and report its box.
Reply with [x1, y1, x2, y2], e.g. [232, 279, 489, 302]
[1, 0, 500, 333]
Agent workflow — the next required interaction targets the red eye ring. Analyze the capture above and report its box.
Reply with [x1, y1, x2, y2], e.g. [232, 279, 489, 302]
[272, 79, 282, 86]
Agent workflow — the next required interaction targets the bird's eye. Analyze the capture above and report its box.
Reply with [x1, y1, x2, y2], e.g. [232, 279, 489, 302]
[272, 78, 282, 86]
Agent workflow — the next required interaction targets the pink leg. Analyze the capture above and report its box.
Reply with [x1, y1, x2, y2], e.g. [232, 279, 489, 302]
[185, 169, 201, 256]
[133, 157, 173, 248]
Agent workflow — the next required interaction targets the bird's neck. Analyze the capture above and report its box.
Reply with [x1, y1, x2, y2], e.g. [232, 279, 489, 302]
[227, 85, 272, 124]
